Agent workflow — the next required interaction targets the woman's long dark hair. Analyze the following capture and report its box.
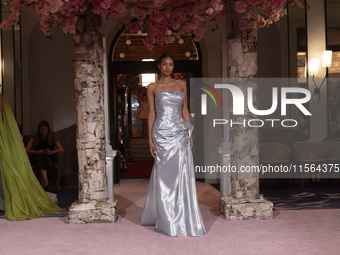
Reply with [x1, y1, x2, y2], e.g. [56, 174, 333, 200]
[33, 120, 56, 146]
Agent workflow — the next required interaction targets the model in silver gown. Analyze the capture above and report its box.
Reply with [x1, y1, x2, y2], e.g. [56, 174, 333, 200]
[138, 90, 206, 237]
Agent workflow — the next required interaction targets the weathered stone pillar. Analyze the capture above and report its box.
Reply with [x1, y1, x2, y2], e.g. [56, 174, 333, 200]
[219, 0, 273, 220]
[68, 12, 118, 223]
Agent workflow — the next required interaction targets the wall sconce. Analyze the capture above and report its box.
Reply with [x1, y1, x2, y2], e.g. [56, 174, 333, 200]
[310, 50, 332, 104]
[323, 50, 332, 68]
[310, 58, 319, 75]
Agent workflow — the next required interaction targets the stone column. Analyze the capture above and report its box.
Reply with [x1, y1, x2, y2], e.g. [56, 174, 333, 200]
[216, 88, 231, 197]
[219, 1, 273, 220]
[217, 19, 231, 198]
[68, 12, 118, 223]
[103, 36, 118, 200]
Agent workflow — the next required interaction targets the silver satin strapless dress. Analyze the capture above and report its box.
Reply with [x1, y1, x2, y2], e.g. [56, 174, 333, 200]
[138, 90, 206, 237]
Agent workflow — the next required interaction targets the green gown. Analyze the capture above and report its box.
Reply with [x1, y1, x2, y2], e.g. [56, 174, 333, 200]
[0, 95, 63, 221]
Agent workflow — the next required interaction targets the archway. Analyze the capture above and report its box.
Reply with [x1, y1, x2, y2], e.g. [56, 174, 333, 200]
[108, 24, 204, 184]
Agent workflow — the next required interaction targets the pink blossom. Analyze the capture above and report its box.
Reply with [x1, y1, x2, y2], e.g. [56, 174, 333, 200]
[272, 13, 280, 21]
[279, 9, 287, 17]
[266, 19, 273, 25]
[165, 36, 175, 44]
[0, 0, 303, 49]
[234, 1, 247, 14]
[206, 8, 213, 15]
[296, 2, 304, 8]
[244, 10, 252, 20]
[257, 14, 266, 28]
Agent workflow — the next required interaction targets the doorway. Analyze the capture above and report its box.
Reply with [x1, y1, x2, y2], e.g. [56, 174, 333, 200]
[109, 26, 203, 183]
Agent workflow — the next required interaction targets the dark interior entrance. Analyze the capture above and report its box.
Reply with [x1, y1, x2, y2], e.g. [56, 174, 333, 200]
[108, 27, 203, 184]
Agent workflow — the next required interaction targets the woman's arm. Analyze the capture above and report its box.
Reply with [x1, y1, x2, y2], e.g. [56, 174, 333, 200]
[181, 80, 191, 124]
[25, 138, 43, 155]
[46, 138, 64, 155]
[52, 138, 64, 154]
[147, 83, 156, 158]
[181, 81, 193, 148]
[54, 139, 64, 154]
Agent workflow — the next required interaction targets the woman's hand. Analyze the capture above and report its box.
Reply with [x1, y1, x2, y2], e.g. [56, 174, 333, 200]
[189, 137, 193, 149]
[36, 150, 44, 155]
[45, 149, 54, 155]
[149, 141, 156, 159]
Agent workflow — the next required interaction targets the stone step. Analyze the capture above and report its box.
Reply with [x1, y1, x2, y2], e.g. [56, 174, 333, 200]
[130, 144, 150, 149]
[129, 139, 152, 160]
[130, 139, 149, 145]
[133, 157, 155, 161]
[130, 147, 150, 152]
[130, 148, 152, 156]
[130, 150, 152, 155]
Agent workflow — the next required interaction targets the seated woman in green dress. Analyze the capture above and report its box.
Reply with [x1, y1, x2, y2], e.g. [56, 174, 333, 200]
[0, 95, 63, 221]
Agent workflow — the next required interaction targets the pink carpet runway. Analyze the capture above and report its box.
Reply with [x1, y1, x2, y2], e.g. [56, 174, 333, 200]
[1, 179, 339, 255]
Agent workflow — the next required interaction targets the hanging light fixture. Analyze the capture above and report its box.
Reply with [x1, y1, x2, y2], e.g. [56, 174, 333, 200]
[309, 50, 333, 104]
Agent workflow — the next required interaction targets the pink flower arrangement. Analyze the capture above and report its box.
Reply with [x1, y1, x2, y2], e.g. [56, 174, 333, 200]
[0, 0, 304, 48]
[235, 0, 305, 28]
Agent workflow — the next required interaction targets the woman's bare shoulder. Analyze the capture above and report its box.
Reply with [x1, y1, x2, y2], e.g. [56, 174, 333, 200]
[148, 82, 157, 90]
[176, 79, 186, 90]
[176, 79, 186, 84]
[148, 82, 160, 96]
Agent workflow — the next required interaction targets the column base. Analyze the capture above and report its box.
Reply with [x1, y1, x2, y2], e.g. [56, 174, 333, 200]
[68, 198, 118, 223]
[220, 195, 273, 220]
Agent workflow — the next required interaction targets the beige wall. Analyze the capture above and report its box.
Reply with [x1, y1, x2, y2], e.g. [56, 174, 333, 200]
[307, 0, 328, 142]
[22, 9, 75, 135]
